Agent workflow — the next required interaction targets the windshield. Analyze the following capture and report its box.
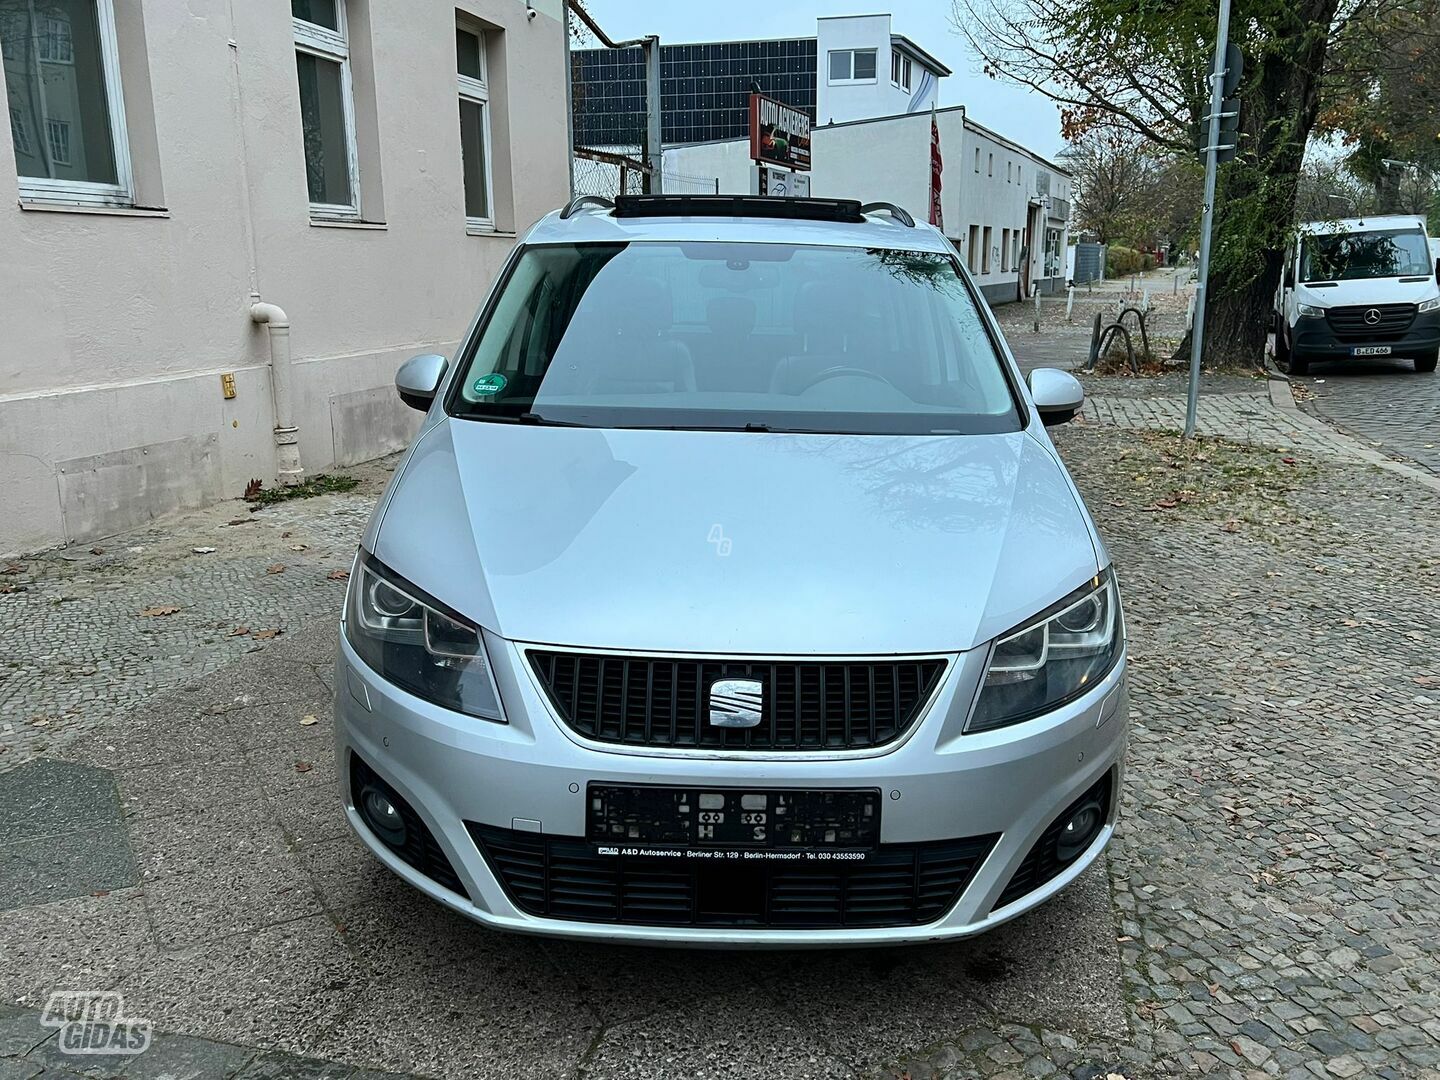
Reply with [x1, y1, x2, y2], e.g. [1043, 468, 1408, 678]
[1299, 228, 1432, 282]
[449, 241, 1020, 435]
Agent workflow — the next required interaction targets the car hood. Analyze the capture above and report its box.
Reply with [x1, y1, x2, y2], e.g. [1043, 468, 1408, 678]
[372, 419, 1102, 655]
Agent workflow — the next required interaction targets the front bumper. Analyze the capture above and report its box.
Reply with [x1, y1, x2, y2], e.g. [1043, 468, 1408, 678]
[1292, 308, 1440, 360]
[333, 631, 1129, 946]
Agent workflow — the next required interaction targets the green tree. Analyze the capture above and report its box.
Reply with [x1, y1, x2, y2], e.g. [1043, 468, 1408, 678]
[954, 0, 1348, 365]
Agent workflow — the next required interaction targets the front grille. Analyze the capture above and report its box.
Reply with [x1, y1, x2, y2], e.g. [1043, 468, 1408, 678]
[527, 652, 947, 751]
[349, 754, 467, 898]
[1325, 303, 1416, 339]
[993, 771, 1113, 911]
[469, 823, 997, 929]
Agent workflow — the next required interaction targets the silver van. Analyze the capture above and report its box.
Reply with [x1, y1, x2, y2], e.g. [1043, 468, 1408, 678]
[335, 195, 1128, 945]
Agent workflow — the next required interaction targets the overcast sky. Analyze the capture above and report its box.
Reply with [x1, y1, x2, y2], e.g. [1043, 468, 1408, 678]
[579, 1, 1066, 159]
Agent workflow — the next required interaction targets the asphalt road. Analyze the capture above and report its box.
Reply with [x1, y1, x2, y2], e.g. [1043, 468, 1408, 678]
[1296, 356, 1440, 474]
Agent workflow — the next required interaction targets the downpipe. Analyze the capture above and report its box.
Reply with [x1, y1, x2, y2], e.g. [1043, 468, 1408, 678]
[250, 302, 304, 487]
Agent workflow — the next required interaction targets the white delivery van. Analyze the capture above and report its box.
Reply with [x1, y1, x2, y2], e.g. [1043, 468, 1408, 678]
[1274, 215, 1440, 375]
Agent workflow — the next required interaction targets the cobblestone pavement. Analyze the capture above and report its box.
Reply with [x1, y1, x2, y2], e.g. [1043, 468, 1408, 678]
[0, 463, 393, 770]
[1293, 360, 1440, 475]
[3, 404, 1439, 1079]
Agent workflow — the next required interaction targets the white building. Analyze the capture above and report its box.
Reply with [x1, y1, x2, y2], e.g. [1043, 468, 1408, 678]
[663, 104, 1073, 306]
[0, 0, 572, 556]
[815, 14, 947, 125]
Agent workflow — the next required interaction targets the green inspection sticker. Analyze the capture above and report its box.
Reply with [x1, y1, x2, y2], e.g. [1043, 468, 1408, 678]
[471, 373, 507, 397]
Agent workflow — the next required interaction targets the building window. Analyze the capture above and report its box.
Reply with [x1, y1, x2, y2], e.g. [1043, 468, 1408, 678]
[828, 48, 876, 83]
[890, 49, 911, 91]
[1012, 232, 1021, 271]
[967, 224, 980, 273]
[1007, 161, 1012, 183]
[293, 0, 359, 218]
[45, 118, 69, 164]
[987, 152, 993, 177]
[982, 226, 992, 274]
[1, 0, 132, 205]
[8, 105, 28, 154]
[1001, 228, 1010, 272]
[974, 147, 980, 173]
[456, 24, 492, 231]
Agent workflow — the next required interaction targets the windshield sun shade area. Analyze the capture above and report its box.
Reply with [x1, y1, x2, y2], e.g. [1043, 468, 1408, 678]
[447, 241, 1021, 435]
[1299, 229, 1432, 283]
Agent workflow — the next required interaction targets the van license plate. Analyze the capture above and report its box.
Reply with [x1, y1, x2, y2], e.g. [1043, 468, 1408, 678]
[1352, 346, 1392, 356]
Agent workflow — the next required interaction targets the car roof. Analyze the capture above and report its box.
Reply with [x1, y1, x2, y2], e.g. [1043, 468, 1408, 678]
[1297, 215, 1429, 237]
[524, 203, 955, 254]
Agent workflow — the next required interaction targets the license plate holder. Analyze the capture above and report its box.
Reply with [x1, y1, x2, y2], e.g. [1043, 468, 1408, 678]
[587, 784, 880, 858]
[1352, 345, 1392, 356]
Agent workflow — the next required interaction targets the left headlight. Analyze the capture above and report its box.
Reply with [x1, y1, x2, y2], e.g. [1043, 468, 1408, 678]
[1296, 303, 1325, 317]
[968, 569, 1122, 733]
[344, 552, 505, 722]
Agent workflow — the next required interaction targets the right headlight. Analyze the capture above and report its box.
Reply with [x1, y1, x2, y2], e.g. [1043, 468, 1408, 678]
[1296, 303, 1325, 317]
[968, 569, 1122, 733]
[344, 551, 505, 722]
[1418, 296, 1440, 314]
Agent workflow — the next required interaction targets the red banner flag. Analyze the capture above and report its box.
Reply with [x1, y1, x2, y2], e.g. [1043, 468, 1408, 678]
[929, 108, 944, 231]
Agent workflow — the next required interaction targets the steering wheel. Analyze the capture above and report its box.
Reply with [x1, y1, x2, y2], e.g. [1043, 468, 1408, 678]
[796, 365, 898, 394]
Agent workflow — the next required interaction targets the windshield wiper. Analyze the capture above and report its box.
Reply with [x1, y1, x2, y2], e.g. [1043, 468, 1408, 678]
[515, 411, 585, 427]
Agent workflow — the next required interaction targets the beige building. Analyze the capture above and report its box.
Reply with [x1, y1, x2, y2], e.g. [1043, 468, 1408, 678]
[0, 0, 571, 556]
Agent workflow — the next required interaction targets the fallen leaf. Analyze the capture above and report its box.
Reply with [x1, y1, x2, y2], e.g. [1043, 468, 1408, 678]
[243, 478, 264, 501]
[300, 714, 319, 727]
[289, 543, 309, 552]
[253, 628, 282, 640]
[1221, 519, 1240, 533]
[281, 531, 293, 538]
[1341, 618, 1361, 627]
[30, 717, 51, 727]
[295, 761, 313, 773]
[139, 606, 181, 617]
[327, 569, 350, 581]
[1281, 457, 1297, 465]
[265, 564, 286, 575]
[1, 563, 23, 575]
[230, 626, 250, 637]
[226, 518, 252, 526]
[192, 546, 217, 555]
[90, 546, 105, 555]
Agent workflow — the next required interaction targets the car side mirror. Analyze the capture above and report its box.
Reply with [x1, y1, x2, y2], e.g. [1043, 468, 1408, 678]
[1028, 368, 1085, 426]
[1434, 257, 1439, 286]
[396, 354, 448, 412]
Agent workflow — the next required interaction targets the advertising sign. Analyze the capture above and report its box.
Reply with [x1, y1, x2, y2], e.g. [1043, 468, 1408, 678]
[749, 92, 812, 172]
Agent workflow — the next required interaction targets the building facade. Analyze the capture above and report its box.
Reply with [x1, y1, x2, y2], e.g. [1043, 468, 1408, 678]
[571, 13, 945, 152]
[0, 0, 571, 556]
[661, 105, 1073, 306]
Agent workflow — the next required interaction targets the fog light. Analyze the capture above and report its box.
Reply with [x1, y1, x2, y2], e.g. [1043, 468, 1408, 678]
[1055, 800, 1103, 861]
[360, 786, 407, 849]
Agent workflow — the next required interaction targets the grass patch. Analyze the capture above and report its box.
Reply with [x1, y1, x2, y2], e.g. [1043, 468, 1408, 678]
[246, 473, 359, 507]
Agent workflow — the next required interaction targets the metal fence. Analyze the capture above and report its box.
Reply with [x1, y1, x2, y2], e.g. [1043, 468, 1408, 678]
[572, 146, 650, 199]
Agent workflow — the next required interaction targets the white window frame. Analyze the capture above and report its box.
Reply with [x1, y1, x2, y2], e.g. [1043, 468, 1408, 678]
[12, 0, 133, 207]
[889, 50, 912, 91]
[8, 106, 30, 155]
[293, 3, 361, 220]
[827, 48, 877, 85]
[45, 118, 70, 164]
[457, 25, 494, 233]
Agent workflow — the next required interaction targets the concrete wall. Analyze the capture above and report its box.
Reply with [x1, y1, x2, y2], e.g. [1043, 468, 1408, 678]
[0, 0, 571, 556]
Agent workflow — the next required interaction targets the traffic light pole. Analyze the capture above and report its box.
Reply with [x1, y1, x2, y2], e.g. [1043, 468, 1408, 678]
[1184, 0, 1234, 438]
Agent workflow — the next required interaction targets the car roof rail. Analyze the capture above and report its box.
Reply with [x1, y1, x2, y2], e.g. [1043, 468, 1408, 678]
[559, 195, 615, 220]
[859, 202, 916, 227]
[613, 194, 866, 223]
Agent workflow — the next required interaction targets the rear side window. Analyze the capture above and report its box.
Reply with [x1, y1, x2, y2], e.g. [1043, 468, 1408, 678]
[451, 241, 1020, 435]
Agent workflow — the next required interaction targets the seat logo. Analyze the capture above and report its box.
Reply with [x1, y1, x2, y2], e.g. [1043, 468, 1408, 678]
[1364, 308, 1382, 325]
[708, 677, 764, 728]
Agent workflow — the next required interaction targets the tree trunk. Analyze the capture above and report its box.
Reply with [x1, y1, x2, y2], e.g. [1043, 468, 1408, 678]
[1174, 0, 1339, 369]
